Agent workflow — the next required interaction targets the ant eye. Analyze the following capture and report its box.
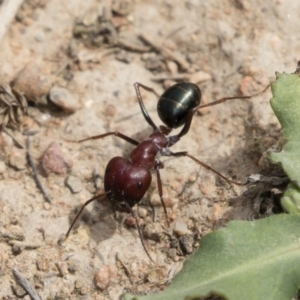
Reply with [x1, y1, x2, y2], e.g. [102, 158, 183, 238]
[137, 182, 143, 189]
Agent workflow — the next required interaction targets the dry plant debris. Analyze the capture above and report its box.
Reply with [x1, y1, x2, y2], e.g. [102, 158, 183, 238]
[0, 83, 27, 129]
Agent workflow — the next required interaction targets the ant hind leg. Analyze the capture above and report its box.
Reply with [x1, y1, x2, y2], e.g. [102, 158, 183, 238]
[125, 202, 155, 263]
[167, 151, 245, 186]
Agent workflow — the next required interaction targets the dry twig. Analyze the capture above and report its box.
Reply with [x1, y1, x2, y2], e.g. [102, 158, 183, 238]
[13, 268, 41, 300]
[26, 135, 52, 203]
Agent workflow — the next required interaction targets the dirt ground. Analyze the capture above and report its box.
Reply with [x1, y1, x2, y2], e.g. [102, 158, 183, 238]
[0, 0, 299, 299]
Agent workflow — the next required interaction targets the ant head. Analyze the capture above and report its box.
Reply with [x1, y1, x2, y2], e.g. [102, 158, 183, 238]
[157, 82, 201, 129]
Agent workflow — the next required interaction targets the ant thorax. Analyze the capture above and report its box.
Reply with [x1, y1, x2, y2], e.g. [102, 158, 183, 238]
[147, 131, 169, 148]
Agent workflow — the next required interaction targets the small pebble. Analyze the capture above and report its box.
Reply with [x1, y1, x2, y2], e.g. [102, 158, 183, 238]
[173, 255, 180, 262]
[145, 56, 163, 71]
[94, 265, 118, 290]
[125, 215, 137, 227]
[240, 76, 255, 95]
[164, 196, 178, 208]
[137, 207, 148, 218]
[79, 285, 88, 295]
[75, 279, 84, 290]
[173, 218, 189, 236]
[105, 104, 117, 117]
[12, 63, 52, 102]
[169, 212, 178, 221]
[188, 174, 197, 182]
[194, 241, 200, 248]
[36, 259, 49, 272]
[49, 86, 80, 113]
[213, 203, 223, 220]
[179, 234, 194, 254]
[68, 263, 78, 274]
[147, 268, 166, 284]
[41, 142, 73, 176]
[12, 244, 23, 255]
[143, 222, 162, 242]
[9, 148, 27, 170]
[115, 50, 134, 63]
[168, 248, 177, 259]
[65, 175, 83, 193]
[150, 193, 161, 206]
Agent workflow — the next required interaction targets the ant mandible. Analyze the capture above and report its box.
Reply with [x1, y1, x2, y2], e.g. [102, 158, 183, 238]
[65, 82, 265, 262]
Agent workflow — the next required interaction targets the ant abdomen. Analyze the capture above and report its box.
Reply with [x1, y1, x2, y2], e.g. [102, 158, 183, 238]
[157, 82, 202, 129]
[104, 156, 152, 212]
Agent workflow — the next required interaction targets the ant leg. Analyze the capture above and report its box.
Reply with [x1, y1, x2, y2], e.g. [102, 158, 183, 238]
[169, 84, 270, 147]
[197, 84, 270, 110]
[125, 202, 155, 263]
[65, 192, 106, 238]
[167, 151, 244, 186]
[134, 82, 159, 131]
[134, 82, 160, 98]
[79, 131, 139, 146]
[154, 161, 169, 226]
[169, 108, 197, 146]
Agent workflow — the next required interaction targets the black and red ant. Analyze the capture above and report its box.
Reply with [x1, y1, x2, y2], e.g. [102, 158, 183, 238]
[65, 82, 266, 262]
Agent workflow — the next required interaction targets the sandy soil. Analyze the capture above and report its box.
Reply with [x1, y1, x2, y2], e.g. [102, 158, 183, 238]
[0, 0, 299, 299]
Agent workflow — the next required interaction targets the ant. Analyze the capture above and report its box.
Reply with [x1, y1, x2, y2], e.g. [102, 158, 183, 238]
[65, 81, 267, 262]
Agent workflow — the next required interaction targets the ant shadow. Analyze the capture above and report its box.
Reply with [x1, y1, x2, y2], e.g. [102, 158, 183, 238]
[66, 194, 152, 246]
[67, 196, 117, 243]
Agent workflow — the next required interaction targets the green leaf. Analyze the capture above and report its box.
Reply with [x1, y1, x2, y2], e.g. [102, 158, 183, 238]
[280, 183, 300, 214]
[124, 214, 300, 300]
[269, 72, 300, 213]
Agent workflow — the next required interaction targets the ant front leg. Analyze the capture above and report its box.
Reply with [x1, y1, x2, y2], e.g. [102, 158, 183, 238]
[168, 83, 270, 147]
[154, 160, 169, 226]
[196, 84, 270, 110]
[134, 82, 160, 131]
[169, 107, 198, 146]
[79, 131, 139, 146]
[166, 150, 245, 186]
